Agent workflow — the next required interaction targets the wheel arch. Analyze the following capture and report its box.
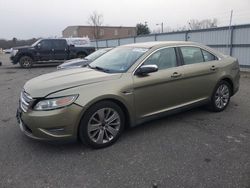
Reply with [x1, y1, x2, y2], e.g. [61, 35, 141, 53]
[76, 51, 87, 58]
[76, 97, 133, 142]
[17, 53, 34, 62]
[210, 76, 234, 101]
[77, 97, 133, 138]
[219, 77, 234, 96]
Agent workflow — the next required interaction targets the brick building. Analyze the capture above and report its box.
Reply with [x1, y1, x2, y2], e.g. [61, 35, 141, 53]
[62, 26, 137, 40]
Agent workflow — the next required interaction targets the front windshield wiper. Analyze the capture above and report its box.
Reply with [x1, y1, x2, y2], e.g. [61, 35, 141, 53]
[87, 64, 110, 73]
[86, 64, 93, 68]
[94, 66, 111, 73]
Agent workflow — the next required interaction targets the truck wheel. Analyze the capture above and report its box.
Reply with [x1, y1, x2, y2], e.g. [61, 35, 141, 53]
[77, 53, 87, 59]
[19, 56, 33, 68]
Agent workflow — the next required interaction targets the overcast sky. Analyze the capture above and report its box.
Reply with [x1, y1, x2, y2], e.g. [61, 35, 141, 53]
[0, 0, 250, 39]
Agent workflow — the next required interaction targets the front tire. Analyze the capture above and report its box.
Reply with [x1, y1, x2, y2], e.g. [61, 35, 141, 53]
[79, 101, 125, 149]
[19, 56, 33, 68]
[209, 80, 232, 112]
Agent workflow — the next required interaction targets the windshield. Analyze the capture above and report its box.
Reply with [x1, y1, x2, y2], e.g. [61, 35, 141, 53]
[31, 39, 41, 47]
[89, 47, 148, 73]
[85, 48, 111, 61]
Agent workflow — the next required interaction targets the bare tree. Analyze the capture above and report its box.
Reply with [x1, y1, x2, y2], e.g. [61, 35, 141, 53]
[188, 18, 218, 30]
[88, 11, 103, 39]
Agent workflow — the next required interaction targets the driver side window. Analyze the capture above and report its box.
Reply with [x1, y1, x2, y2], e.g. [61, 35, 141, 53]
[143, 47, 177, 70]
[39, 40, 52, 50]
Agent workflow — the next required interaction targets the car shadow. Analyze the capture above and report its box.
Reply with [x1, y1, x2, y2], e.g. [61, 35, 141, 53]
[20, 106, 209, 153]
[123, 106, 207, 137]
[2, 63, 61, 69]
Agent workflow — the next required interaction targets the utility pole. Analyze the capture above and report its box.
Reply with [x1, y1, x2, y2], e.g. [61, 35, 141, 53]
[156, 22, 164, 33]
[229, 10, 233, 28]
[227, 10, 233, 54]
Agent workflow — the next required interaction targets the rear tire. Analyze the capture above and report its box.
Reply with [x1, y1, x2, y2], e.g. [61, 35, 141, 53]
[19, 56, 33, 68]
[79, 101, 125, 149]
[77, 53, 87, 59]
[209, 80, 232, 112]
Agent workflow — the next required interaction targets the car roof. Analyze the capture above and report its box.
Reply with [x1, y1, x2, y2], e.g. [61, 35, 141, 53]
[119, 41, 224, 58]
[97, 47, 113, 51]
[121, 41, 201, 48]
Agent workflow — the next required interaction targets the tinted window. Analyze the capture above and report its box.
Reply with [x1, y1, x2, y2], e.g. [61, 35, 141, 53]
[53, 40, 67, 50]
[143, 47, 177, 70]
[202, 50, 217, 62]
[180, 47, 204, 65]
[39, 40, 52, 49]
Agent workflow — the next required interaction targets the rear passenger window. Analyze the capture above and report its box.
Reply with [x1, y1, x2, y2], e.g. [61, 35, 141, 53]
[202, 50, 217, 62]
[143, 47, 177, 70]
[53, 40, 67, 50]
[180, 47, 204, 65]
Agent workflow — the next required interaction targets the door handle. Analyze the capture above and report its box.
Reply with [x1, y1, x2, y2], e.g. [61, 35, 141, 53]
[171, 72, 182, 78]
[122, 89, 133, 95]
[210, 65, 217, 71]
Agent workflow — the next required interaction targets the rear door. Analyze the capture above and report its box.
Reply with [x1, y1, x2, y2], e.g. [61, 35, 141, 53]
[52, 39, 68, 60]
[178, 46, 220, 102]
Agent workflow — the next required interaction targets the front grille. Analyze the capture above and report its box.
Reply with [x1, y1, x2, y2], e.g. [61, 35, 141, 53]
[20, 90, 33, 112]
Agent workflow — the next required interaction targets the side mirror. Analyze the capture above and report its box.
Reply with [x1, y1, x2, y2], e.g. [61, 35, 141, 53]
[37, 43, 41, 49]
[136, 64, 158, 76]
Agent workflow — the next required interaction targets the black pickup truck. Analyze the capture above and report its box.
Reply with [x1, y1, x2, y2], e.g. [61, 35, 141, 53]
[10, 38, 95, 68]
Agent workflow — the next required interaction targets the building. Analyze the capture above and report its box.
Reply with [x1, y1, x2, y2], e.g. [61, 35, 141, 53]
[62, 26, 137, 40]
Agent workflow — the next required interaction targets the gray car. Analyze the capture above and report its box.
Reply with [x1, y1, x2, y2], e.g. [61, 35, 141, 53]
[57, 48, 112, 70]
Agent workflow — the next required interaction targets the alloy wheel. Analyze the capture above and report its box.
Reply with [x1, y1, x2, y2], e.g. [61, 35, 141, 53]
[214, 84, 230, 109]
[87, 108, 121, 144]
[21, 57, 32, 68]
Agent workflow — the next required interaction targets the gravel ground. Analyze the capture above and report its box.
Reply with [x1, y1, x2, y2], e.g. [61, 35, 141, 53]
[0, 54, 250, 188]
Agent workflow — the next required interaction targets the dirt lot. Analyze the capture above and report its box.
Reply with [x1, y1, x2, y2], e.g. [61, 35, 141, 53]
[0, 54, 250, 188]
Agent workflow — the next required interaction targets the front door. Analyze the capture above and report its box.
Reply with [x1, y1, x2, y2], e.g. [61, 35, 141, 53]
[36, 40, 53, 61]
[133, 47, 186, 120]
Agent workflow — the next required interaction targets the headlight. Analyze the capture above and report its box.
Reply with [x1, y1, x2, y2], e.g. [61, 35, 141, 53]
[34, 95, 78, 111]
[57, 66, 62, 70]
[11, 49, 18, 56]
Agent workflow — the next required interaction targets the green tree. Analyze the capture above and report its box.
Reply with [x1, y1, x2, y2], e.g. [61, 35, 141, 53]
[136, 23, 150, 35]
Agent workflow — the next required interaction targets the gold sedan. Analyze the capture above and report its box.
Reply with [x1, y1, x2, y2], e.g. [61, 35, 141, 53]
[17, 41, 240, 148]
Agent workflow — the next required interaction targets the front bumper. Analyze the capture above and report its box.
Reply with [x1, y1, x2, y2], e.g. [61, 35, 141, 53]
[10, 56, 18, 64]
[16, 104, 84, 141]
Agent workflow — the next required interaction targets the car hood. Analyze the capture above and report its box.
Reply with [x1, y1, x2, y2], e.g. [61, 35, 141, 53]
[13, 45, 32, 50]
[24, 68, 122, 98]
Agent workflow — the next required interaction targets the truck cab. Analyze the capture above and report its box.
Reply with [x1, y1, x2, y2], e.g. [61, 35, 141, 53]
[35, 39, 68, 61]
